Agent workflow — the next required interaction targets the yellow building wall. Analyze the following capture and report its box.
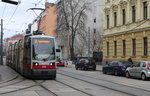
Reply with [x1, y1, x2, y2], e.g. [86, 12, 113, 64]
[103, 31, 150, 62]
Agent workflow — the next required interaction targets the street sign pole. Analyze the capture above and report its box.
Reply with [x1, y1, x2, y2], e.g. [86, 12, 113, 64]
[0, 19, 3, 65]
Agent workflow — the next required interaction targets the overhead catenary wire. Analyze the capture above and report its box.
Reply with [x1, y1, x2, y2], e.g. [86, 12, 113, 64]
[18, 11, 32, 30]
[1, 4, 7, 19]
[18, 0, 44, 32]
[5, 4, 19, 27]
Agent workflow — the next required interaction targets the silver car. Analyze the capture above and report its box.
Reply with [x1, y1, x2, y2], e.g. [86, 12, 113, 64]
[126, 61, 150, 80]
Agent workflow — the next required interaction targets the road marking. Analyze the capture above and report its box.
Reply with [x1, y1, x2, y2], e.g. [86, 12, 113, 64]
[14, 91, 39, 96]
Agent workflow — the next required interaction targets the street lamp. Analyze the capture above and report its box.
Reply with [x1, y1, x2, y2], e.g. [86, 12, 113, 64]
[1, 0, 19, 5]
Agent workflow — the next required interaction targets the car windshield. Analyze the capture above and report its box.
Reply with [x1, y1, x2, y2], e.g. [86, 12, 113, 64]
[79, 59, 94, 63]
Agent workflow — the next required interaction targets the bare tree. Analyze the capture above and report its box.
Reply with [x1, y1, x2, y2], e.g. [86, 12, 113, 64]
[56, 0, 88, 60]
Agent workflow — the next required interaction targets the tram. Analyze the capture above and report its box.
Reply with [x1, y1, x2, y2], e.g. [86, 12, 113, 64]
[6, 34, 57, 79]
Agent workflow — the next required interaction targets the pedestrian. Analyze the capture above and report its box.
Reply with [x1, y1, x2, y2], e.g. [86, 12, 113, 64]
[128, 58, 133, 64]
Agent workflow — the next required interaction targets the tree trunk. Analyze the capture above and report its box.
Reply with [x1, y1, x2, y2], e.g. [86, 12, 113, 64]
[70, 34, 74, 60]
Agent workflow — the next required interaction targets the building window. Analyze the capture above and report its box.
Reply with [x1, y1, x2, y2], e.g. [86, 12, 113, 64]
[107, 42, 109, 56]
[122, 40, 126, 56]
[132, 6, 136, 22]
[122, 9, 126, 25]
[94, 28, 96, 33]
[143, 37, 148, 56]
[114, 41, 117, 56]
[94, 40, 96, 45]
[107, 15, 109, 28]
[114, 12, 117, 27]
[94, 18, 96, 23]
[132, 39, 136, 56]
[143, 1, 148, 20]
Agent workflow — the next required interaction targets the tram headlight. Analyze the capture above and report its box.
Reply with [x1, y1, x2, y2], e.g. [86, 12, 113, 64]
[49, 62, 55, 66]
[49, 63, 53, 66]
[33, 62, 39, 66]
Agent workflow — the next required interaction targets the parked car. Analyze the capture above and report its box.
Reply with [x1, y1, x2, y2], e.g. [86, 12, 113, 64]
[102, 60, 132, 76]
[125, 61, 150, 80]
[56, 61, 64, 67]
[61, 58, 69, 67]
[75, 59, 96, 70]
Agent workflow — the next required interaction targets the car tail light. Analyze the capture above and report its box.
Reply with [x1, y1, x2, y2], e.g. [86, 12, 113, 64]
[84, 63, 87, 65]
[147, 63, 150, 69]
[119, 66, 126, 69]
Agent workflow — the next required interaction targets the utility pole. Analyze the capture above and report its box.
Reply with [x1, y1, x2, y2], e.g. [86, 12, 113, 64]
[0, 19, 3, 65]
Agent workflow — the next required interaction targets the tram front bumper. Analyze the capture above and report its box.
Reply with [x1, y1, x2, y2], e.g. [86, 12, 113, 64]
[31, 69, 56, 78]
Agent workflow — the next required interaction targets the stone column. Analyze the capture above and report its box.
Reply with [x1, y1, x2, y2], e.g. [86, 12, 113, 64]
[137, 0, 141, 21]
[109, 9, 113, 28]
[148, 1, 150, 18]
[126, 2, 130, 24]
[118, 5, 121, 26]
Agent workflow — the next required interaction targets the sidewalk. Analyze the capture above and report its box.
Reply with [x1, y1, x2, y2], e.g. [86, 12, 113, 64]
[0, 65, 18, 83]
[0, 57, 18, 83]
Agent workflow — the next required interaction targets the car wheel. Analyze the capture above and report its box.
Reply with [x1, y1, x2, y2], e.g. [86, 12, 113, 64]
[141, 73, 147, 81]
[114, 70, 119, 76]
[93, 68, 96, 71]
[103, 70, 107, 74]
[126, 71, 130, 78]
[75, 66, 78, 70]
[83, 67, 87, 70]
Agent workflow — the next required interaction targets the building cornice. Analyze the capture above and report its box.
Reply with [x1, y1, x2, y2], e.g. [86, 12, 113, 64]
[103, 26, 150, 37]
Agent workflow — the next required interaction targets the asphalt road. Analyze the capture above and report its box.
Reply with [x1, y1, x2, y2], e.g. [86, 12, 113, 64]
[0, 63, 150, 96]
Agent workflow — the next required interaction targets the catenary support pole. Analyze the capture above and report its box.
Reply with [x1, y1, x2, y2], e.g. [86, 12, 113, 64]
[0, 19, 3, 65]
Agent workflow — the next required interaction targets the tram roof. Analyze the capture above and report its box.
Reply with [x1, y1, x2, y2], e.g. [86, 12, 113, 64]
[29, 35, 55, 39]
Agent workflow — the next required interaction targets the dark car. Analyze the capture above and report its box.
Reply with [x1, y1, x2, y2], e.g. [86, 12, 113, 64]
[102, 60, 132, 76]
[75, 59, 96, 71]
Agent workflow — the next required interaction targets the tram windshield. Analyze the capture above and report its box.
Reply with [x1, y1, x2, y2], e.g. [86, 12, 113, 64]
[32, 38, 55, 61]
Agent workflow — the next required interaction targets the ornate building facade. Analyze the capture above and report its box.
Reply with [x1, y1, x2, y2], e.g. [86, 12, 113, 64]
[103, 0, 150, 61]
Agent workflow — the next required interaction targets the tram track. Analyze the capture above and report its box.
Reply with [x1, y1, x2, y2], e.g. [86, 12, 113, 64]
[34, 80, 58, 96]
[0, 79, 58, 96]
[59, 70, 150, 92]
[0, 81, 36, 95]
[55, 80, 94, 96]
[0, 75, 25, 88]
[58, 70, 150, 96]
[0, 74, 19, 84]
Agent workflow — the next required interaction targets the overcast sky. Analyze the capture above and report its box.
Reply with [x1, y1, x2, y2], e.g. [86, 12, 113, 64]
[0, 0, 57, 38]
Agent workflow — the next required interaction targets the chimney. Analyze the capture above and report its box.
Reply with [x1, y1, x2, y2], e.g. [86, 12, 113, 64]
[45, 2, 55, 8]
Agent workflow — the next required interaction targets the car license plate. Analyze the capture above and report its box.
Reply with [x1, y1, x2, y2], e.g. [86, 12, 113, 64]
[42, 66, 46, 68]
[89, 66, 93, 68]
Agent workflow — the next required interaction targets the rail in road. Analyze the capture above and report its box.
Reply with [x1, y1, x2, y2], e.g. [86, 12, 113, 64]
[58, 70, 150, 96]
[0, 74, 96, 96]
[0, 76, 57, 96]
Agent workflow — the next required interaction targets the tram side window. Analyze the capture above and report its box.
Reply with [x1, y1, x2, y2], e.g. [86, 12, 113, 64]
[24, 38, 31, 64]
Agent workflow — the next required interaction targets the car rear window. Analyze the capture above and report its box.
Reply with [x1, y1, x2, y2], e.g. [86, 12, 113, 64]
[120, 61, 132, 65]
[147, 63, 150, 69]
